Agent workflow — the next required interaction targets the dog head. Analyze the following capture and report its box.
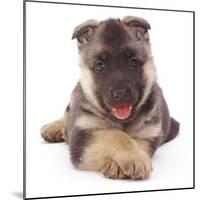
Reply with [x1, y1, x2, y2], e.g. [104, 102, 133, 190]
[72, 16, 156, 122]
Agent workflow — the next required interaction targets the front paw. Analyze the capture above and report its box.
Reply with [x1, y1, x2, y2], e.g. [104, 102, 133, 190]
[101, 158, 128, 179]
[41, 121, 66, 143]
[101, 152, 152, 180]
[116, 151, 152, 180]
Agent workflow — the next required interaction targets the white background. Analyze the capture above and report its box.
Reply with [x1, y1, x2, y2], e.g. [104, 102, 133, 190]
[26, 1, 194, 198]
[0, 0, 199, 200]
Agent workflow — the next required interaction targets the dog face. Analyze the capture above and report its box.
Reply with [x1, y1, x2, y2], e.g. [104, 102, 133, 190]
[72, 16, 156, 122]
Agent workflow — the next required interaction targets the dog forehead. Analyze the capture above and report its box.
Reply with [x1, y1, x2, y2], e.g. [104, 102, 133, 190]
[82, 19, 148, 64]
[96, 19, 131, 46]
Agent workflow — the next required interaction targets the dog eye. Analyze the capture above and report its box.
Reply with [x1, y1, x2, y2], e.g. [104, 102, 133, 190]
[129, 57, 138, 68]
[95, 61, 104, 72]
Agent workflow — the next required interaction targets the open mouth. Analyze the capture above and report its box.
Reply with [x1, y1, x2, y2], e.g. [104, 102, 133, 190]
[111, 103, 133, 120]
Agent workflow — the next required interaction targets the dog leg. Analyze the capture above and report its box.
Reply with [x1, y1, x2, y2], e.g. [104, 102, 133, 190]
[164, 117, 180, 143]
[41, 111, 68, 143]
[134, 137, 161, 157]
[73, 129, 152, 180]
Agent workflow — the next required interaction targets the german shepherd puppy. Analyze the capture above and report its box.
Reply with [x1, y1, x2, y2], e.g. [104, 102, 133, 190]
[41, 16, 180, 180]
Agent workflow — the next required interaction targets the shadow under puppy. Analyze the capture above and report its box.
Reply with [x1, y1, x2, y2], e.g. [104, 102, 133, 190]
[41, 16, 180, 180]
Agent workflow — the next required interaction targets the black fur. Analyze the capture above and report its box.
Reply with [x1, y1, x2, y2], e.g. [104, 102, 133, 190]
[69, 128, 91, 167]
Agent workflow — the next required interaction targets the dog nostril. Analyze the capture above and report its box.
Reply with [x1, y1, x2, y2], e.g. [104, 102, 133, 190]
[112, 88, 130, 101]
[115, 95, 121, 100]
[124, 91, 129, 98]
[112, 91, 121, 101]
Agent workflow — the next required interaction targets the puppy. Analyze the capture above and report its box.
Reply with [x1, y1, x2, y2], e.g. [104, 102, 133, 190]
[41, 16, 180, 180]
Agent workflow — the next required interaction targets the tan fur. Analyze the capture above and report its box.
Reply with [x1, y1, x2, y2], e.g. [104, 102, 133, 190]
[78, 129, 152, 179]
[79, 58, 105, 113]
[134, 138, 152, 156]
[136, 56, 157, 109]
[75, 114, 121, 131]
[41, 111, 67, 143]
[102, 158, 128, 179]
[75, 115, 108, 130]
[129, 122, 161, 139]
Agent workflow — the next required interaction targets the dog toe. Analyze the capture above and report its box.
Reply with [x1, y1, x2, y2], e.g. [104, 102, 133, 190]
[116, 152, 152, 180]
[102, 158, 128, 179]
[41, 122, 66, 143]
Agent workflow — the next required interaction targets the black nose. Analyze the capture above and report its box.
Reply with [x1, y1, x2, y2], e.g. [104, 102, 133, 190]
[112, 87, 131, 102]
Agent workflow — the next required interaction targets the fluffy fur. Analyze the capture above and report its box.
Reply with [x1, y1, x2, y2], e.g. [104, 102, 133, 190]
[41, 16, 180, 180]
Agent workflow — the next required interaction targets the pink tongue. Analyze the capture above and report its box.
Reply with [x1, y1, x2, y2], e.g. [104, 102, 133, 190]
[112, 104, 132, 120]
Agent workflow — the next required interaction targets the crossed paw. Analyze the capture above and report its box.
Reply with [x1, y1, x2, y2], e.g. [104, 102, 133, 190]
[102, 151, 152, 180]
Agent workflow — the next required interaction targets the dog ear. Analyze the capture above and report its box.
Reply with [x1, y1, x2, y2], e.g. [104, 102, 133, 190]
[122, 16, 151, 41]
[72, 19, 99, 46]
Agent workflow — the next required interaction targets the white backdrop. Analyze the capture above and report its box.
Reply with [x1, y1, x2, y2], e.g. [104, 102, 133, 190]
[25, 1, 194, 199]
[1, 0, 200, 200]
